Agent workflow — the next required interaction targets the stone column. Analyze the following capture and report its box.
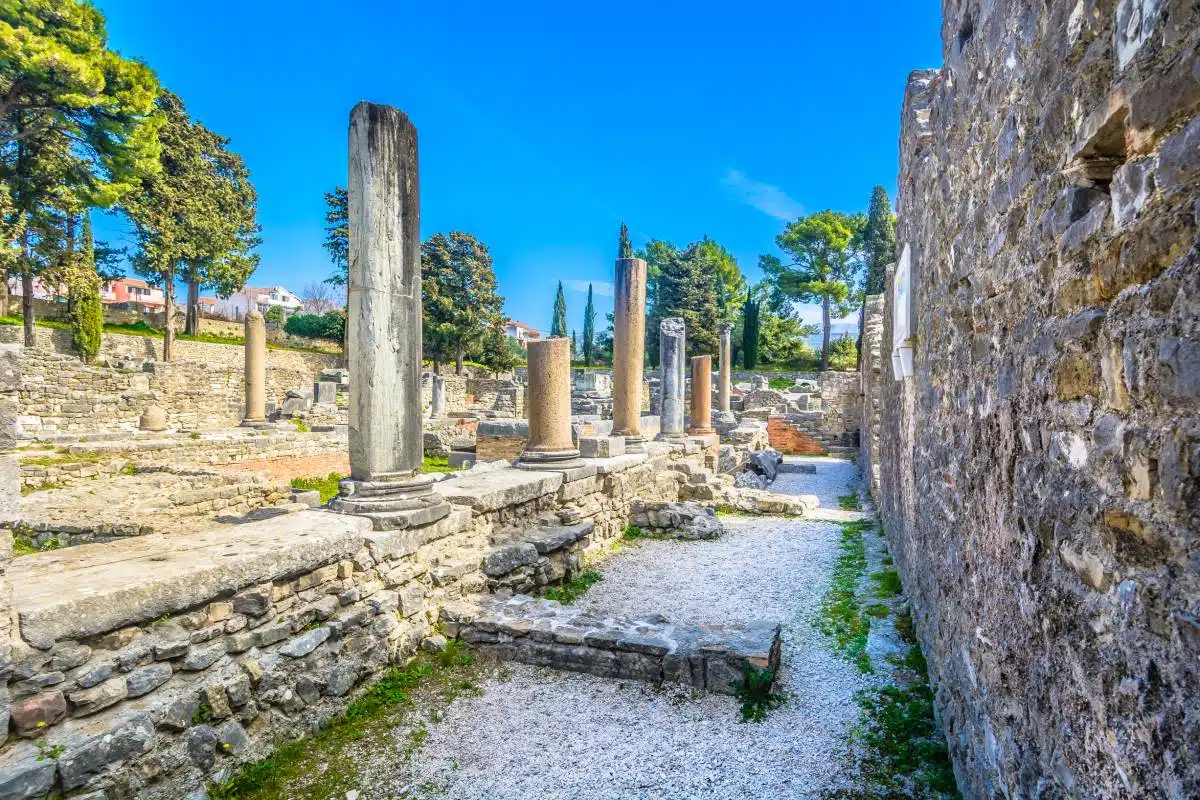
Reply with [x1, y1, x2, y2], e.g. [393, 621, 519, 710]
[688, 355, 714, 435]
[430, 374, 446, 418]
[717, 322, 732, 413]
[657, 317, 686, 439]
[241, 309, 267, 426]
[517, 337, 581, 470]
[612, 255, 648, 452]
[332, 102, 449, 529]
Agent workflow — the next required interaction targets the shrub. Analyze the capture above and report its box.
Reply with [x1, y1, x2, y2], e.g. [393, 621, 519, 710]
[264, 305, 286, 327]
[69, 285, 104, 363]
[284, 311, 345, 342]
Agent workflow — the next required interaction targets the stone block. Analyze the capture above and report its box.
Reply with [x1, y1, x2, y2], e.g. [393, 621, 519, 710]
[57, 712, 155, 790]
[447, 450, 475, 469]
[579, 436, 625, 458]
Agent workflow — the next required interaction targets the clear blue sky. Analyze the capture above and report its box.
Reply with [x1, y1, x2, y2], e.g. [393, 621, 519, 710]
[94, 0, 943, 335]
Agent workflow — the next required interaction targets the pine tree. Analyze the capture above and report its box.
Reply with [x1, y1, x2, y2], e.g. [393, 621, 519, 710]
[655, 241, 720, 357]
[862, 186, 896, 296]
[421, 231, 504, 374]
[582, 283, 596, 366]
[551, 281, 567, 338]
[618, 222, 632, 260]
[0, 0, 161, 346]
[571, 329, 577, 361]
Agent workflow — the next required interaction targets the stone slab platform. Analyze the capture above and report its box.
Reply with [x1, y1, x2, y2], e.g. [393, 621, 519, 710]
[12, 511, 372, 648]
[443, 595, 781, 695]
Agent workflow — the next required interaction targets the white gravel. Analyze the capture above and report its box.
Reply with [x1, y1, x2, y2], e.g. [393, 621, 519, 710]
[358, 457, 868, 799]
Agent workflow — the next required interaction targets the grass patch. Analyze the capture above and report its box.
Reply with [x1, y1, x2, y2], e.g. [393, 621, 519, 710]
[12, 529, 60, 556]
[541, 569, 603, 604]
[733, 663, 787, 722]
[838, 493, 862, 511]
[872, 570, 902, 598]
[864, 603, 891, 619]
[209, 641, 474, 800]
[290, 472, 343, 505]
[288, 417, 310, 433]
[20, 482, 59, 495]
[767, 377, 794, 390]
[815, 519, 874, 673]
[622, 524, 646, 540]
[19, 449, 110, 467]
[420, 455, 457, 474]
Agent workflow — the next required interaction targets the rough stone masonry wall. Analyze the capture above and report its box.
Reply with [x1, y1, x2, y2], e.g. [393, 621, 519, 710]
[0, 445, 707, 798]
[0, 345, 20, 748]
[859, 295, 885, 503]
[877, 2, 1198, 798]
[10, 329, 339, 435]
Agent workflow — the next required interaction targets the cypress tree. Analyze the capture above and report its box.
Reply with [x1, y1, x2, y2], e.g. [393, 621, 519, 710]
[582, 283, 596, 366]
[618, 222, 632, 260]
[551, 281, 567, 338]
[571, 330, 577, 361]
[862, 186, 896, 296]
[742, 297, 760, 369]
[69, 213, 103, 363]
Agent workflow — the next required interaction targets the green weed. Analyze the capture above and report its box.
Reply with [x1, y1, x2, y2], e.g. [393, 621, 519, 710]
[420, 455, 457, 474]
[872, 570, 902, 598]
[541, 569, 603, 604]
[814, 519, 874, 673]
[732, 663, 787, 722]
[864, 603, 890, 619]
[838, 493, 862, 511]
[290, 472, 343, 505]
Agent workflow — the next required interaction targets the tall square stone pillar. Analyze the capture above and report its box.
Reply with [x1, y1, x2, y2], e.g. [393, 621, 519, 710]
[657, 317, 686, 439]
[612, 255, 648, 453]
[688, 355, 714, 435]
[717, 322, 732, 413]
[517, 337, 582, 470]
[331, 102, 450, 530]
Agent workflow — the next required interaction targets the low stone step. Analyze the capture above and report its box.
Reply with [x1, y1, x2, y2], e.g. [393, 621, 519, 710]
[443, 595, 781, 695]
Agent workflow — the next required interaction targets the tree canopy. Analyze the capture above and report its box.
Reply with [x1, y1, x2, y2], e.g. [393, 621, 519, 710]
[322, 185, 348, 287]
[862, 186, 896, 296]
[421, 231, 505, 374]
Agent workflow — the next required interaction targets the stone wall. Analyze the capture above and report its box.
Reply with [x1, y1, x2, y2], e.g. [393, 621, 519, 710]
[876, 3, 1198, 797]
[0, 344, 20, 749]
[859, 295, 885, 502]
[0, 443, 727, 796]
[10, 330, 340, 435]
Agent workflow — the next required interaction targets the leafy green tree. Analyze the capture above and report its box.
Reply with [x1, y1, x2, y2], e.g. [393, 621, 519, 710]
[639, 238, 676, 367]
[421, 231, 504, 375]
[322, 186, 348, 287]
[654, 241, 720, 358]
[695, 237, 746, 324]
[617, 222, 632, 260]
[828, 332, 858, 371]
[766, 210, 865, 370]
[861, 186, 896, 296]
[178, 117, 260, 335]
[0, 0, 161, 344]
[284, 310, 345, 341]
[124, 91, 258, 360]
[263, 305, 284, 326]
[581, 283, 596, 366]
[475, 321, 518, 375]
[551, 281, 567, 338]
[594, 312, 615, 365]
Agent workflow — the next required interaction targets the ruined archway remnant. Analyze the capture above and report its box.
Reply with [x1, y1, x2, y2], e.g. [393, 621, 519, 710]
[688, 355, 714, 435]
[612, 252, 648, 453]
[241, 309, 268, 426]
[517, 337, 583, 470]
[331, 101, 450, 529]
[658, 317, 687, 439]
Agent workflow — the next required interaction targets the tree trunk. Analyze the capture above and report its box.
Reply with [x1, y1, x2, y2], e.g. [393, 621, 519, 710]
[0, 267, 9, 318]
[455, 341, 464, 376]
[185, 274, 200, 336]
[433, 360, 440, 376]
[162, 269, 175, 362]
[21, 270, 34, 347]
[821, 295, 831, 371]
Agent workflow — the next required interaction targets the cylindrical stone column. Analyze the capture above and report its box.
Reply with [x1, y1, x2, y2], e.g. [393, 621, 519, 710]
[517, 337, 581, 469]
[688, 355, 714, 435]
[333, 102, 449, 527]
[657, 318, 686, 438]
[612, 255, 648, 452]
[717, 322, 732, 413]
[430, 374, 446, 418]
[241, 309, 267, 425]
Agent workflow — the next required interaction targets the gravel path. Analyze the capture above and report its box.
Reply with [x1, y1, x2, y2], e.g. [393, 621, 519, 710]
[357, 457, 867, 800]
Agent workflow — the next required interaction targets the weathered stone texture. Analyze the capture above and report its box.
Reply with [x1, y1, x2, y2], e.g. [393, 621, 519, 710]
[877, 3, 1199, 798]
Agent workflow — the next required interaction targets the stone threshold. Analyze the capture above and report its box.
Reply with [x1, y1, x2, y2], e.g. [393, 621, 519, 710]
[442, 595, 781, 695]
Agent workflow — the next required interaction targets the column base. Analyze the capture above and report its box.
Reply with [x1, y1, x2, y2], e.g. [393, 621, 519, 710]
[515, 449, 585, 471]
[330, 473, 451, 530]
[655, 431, 688, 441]
[687, 428, 715, 436]
[240, 418, 273, 429]
[622, 435, 647, 454]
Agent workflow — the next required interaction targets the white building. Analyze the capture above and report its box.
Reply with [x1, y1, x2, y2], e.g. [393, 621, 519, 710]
[504, 319, 542, 348]
[210, 285, 303, 320]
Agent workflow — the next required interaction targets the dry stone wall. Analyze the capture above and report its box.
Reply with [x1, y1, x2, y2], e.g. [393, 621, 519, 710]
[8, 330, 339, 435]
[876, 3, 1198, 798]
